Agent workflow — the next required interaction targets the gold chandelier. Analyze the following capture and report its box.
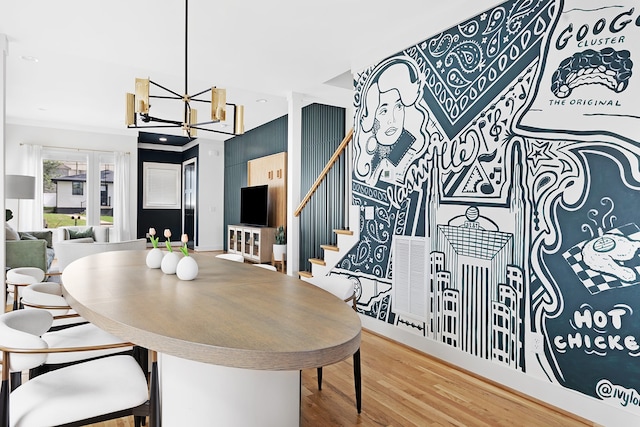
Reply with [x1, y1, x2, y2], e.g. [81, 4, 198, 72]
[125, 0, 244, 139]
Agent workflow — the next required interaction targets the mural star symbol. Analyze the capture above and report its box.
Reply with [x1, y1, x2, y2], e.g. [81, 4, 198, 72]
[480, 12, 487, 21]
[503, 35, 510, 43]
[436, 60, 443, 69]
[527, 140, 555, 172]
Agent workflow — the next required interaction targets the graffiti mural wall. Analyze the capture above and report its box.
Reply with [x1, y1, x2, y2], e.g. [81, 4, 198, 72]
[336, 0, 640, 415]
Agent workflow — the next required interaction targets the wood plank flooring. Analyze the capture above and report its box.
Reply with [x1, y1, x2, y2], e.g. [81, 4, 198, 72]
[89, 329, 598, 427]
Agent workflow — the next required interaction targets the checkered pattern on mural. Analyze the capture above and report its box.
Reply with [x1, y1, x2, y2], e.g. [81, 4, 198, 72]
[562, 234, 640, 295]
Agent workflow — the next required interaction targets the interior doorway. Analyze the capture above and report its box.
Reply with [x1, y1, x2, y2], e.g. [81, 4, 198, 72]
[183, 159, 197, 249]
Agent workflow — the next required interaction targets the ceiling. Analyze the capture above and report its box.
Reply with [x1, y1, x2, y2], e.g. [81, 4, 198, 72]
[1, 0, 503, 142]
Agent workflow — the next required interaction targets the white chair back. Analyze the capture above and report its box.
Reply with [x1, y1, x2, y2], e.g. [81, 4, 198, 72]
[302, 275, 355, 302]
[22, 282, 71, 317]
[0, 310, 52, 372]
[6, 267, 46, 285]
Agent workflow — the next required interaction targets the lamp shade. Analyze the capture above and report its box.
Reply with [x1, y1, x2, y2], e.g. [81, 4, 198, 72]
[6, 175, 36, 199]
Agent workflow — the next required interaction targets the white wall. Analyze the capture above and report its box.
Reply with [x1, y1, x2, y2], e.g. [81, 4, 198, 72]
[196, 139, 225, 251]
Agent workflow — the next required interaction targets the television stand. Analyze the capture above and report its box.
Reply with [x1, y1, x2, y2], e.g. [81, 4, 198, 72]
[227, 225, 276, 263]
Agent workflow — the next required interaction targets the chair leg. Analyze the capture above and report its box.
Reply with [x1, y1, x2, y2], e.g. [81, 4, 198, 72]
[132, 346, 149, 380]
[316, 367, 323, 390]
[353, 348, 361, 414]
[9, 373, 20, 392]
[1, 378, 8, 427]
[149, 351, 161, 427]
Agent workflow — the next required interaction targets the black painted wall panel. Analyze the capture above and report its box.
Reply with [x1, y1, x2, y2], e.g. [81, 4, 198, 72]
[137, 145, 199, 241]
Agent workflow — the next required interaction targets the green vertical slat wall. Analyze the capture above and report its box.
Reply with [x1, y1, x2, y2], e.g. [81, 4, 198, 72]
[300, 104, 346, 270]
[223, 117, 288, 250]
[223, 104, 345, 270]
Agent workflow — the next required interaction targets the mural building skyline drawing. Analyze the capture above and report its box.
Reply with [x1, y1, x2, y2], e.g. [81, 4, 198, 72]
[335, 0, 640, 417]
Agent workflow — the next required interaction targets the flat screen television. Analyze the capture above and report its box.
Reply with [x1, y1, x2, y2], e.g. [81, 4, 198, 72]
[240, 185, 269, 226]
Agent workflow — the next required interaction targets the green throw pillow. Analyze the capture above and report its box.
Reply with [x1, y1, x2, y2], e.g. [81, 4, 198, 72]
[69, 227, 94, 240]
[19, 232, 38, 240]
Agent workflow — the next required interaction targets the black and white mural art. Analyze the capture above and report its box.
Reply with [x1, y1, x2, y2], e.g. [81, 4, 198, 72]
[333, 0, 640, 415]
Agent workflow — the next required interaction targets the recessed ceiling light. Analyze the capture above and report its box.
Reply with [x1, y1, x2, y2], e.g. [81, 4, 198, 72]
[20, 55, 39, 63]
[159, 137, 168, 142]
[256, 98, 267, 103]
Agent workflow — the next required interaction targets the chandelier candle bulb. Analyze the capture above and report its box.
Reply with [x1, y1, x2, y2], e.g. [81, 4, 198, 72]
[211, 88, 227, 121]
[125, 93, 135, 125]
[235, 105, 245, 135]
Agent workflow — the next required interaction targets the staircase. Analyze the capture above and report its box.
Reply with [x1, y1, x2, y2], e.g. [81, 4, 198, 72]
[299, 205, 360, 278]
[295, 127, 357, 279]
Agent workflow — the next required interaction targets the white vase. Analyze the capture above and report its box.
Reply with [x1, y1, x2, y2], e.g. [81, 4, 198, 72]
[161, 251, 181, 275]
[176, 256, 199, 281]
[146, 247, 164, 269]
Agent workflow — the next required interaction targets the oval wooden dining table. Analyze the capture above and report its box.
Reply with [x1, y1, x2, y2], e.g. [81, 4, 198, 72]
[62, 250, 362, 427]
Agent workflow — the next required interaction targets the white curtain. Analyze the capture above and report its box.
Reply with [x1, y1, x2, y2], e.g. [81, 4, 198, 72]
[113, 151, 131, 241]
[23, 144, 43, 230]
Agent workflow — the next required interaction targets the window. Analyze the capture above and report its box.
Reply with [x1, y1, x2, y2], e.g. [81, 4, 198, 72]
[72, 182, 83, 196]
[42, 149, 115, 230]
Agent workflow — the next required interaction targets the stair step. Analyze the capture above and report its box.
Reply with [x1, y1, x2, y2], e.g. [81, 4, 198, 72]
[334, 229, 354, 236]
[309, 258, 326, 266]
[298, 271, 313, 279]
[321, 244, 339, 252]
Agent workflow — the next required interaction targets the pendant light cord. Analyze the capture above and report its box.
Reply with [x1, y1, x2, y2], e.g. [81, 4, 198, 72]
[185, 0, 188, 96]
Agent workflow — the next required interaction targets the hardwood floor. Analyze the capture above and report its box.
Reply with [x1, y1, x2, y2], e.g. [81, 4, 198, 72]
[89, 329, 597, 427]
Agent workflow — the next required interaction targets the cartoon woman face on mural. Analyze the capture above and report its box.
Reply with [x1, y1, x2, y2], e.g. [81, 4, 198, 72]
[354, 57, 429, 188]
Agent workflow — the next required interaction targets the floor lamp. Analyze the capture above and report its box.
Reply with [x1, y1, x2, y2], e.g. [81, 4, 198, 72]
[6, 174, 36, 231]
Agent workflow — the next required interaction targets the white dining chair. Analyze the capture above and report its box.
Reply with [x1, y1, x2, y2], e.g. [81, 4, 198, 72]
[21, 282, 86, 329]
[216, 253, 245, 263]
[6, 267, 46, 311]
[20, 282, 134, 380]
[0, 309, 152, 427]
[302, 275, 361, 413]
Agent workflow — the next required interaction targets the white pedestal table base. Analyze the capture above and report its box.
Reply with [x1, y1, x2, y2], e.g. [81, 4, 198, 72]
[159, 353, 300, 426]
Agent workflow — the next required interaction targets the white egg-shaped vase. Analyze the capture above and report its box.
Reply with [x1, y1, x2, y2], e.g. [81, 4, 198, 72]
[161, 251, 181, 275]
[176, 256, 199, 281]
[146, 248, 164, 269]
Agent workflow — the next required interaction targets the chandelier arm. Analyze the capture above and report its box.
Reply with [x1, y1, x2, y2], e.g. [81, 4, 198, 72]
[192, 120, 220, 126]
[150, 95, 183, 100]
[149, 80, 183, 98]
[141, 116, 185, 126]
[190, 98, 212, 104]
[127, 125, 181, 129]
[190, 88, 212, 98]
[191, 126, 238, 136]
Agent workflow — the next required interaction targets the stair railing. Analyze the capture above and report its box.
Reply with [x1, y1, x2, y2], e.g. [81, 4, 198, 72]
[294, 127, 353, 218]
